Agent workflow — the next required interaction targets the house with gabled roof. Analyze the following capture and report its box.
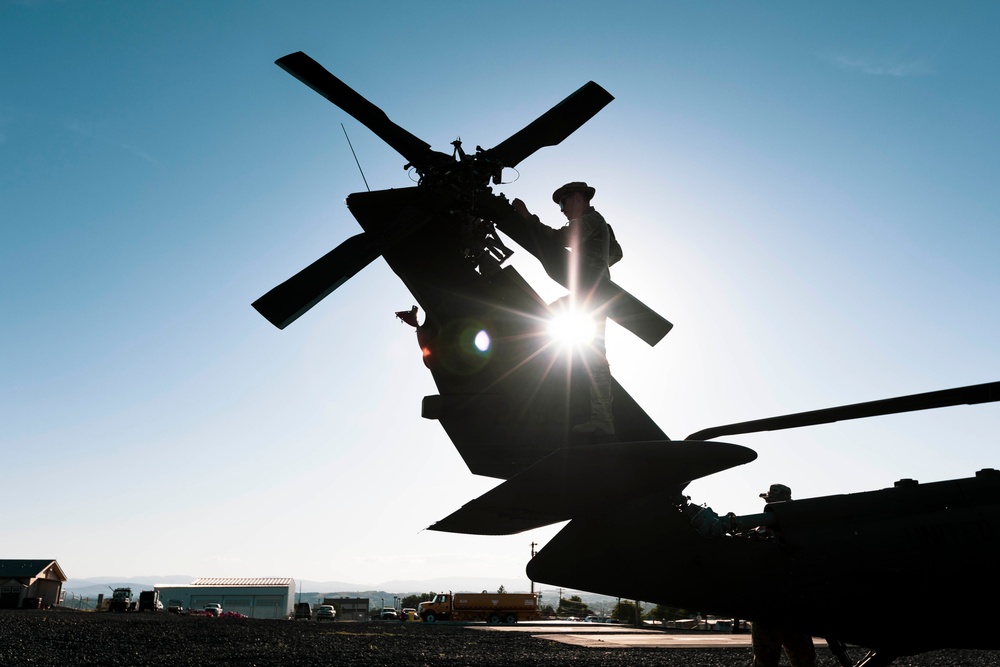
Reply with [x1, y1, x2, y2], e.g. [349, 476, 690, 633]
[0, 559, 67, 609]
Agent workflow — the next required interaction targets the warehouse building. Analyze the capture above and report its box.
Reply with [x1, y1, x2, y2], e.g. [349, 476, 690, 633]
[324, 596, 369, 621]
[155, 577, 295, 619]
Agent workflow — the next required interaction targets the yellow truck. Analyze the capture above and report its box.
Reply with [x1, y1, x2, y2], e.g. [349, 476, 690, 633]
[417, 592, 538, 624]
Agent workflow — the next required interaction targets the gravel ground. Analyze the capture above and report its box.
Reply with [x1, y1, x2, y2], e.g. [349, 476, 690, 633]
[1, 610, 998, 667]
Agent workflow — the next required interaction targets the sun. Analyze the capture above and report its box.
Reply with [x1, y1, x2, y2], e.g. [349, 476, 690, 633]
[547, 309, 597, 350]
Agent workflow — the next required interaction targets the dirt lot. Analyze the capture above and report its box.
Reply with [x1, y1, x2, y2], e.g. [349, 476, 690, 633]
[1, 610, 998, 666]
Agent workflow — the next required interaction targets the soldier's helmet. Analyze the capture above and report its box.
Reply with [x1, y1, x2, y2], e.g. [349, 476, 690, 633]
[552, 181, 596, 204]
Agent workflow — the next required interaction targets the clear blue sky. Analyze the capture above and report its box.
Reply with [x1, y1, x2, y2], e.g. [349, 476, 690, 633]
[3, 1, 998, 587]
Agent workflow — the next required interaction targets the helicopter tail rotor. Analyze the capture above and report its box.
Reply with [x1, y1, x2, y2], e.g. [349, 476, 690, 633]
[252, 232, 381, 329]
[259, 53, 639, 332]
[481, 81, 614, 171]
[276, 52, 440, 168]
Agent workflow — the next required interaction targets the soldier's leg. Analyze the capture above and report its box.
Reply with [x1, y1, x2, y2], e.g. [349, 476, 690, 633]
[751, 622, 782, 667]
[572, 317, 614, 434]
[782, 632, 816, 667]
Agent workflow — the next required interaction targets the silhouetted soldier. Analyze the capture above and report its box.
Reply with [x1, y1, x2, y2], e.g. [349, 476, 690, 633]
[512, 182, 621, 435]
[751, 484, 816, 667]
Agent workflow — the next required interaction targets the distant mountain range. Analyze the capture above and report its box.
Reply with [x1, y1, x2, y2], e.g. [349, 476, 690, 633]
[63, 575, 549, 596]
[64, 575, 534, 594]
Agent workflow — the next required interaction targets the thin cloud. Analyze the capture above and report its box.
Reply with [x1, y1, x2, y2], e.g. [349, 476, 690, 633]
[117, 141, 162, 166]
[824, 53, 935, 77]
[63, 117, 162, 166]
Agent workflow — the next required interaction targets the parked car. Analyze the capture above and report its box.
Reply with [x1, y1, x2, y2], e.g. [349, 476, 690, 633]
[379, 607, 399, 620]
[294, 602, 312, 620]
[315, 605, 337, 621]
[204, 603, 223, 617]
[401, 607, 418, 621]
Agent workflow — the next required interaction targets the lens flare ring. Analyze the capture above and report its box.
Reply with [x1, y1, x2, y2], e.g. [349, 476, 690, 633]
[474, 329, 491, 352]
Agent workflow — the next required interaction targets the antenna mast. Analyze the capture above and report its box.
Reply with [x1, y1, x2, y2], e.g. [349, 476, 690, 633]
[341, 123, 370, 192]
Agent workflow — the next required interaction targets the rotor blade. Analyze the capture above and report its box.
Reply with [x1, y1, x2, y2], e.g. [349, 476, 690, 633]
[483, 81, 614, 169]
[276, 52, 434, 166]
[252, 233, 381, 330]
[601, 281, 673, 346]
[685, 381, 1000, 441]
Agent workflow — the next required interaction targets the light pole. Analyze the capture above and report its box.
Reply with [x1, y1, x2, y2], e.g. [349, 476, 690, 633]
[530, 542, 538, 594]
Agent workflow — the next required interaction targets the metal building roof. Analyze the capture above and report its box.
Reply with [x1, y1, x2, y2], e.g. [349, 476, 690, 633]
[0, 559, 67, 581]
[189, 577, 294, 587]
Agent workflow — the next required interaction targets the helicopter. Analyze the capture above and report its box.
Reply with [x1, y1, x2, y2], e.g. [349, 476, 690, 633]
[253, 53, 1000, 667]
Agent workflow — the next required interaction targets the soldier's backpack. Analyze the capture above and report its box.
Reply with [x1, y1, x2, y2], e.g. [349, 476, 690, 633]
[607, 224, 623, 266]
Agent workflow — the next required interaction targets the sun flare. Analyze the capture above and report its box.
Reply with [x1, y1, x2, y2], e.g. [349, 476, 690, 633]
[547, 310, 597, 349]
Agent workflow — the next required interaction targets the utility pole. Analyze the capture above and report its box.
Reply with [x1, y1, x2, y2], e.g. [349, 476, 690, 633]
[530, 542, 538, 594]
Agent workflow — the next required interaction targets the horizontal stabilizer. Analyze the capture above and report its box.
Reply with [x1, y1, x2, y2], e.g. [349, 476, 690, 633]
[429, 440, 756, 535]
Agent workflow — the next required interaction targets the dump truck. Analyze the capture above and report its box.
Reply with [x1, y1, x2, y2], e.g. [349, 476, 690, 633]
[417, 592, 538, 624]
[138, 590, 160, 612]
[107, 587, 136, 612]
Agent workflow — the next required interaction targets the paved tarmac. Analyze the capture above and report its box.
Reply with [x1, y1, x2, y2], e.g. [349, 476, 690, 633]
[472, 621, 757, 649]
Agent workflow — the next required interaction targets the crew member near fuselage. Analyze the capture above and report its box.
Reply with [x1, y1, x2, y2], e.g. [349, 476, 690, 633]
[512, 181, 621, 435]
